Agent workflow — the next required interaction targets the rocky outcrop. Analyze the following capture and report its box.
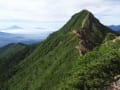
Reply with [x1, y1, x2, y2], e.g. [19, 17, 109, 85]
[75, 28, 97, 55]
[104, 75, 120, 90]
[74, 11, 98, 55]
[73, 10, 118, 55]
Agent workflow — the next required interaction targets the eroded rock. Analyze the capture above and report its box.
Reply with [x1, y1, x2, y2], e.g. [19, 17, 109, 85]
[104, 75, 120, 90]
[75, 28, 97, 55]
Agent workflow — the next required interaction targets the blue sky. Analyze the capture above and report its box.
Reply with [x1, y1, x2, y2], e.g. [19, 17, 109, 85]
[0, 0, 119, 34]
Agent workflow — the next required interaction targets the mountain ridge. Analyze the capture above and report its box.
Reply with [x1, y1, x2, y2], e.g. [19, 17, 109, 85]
[64, 10, 118, 54]
[0, 10, 120, 90]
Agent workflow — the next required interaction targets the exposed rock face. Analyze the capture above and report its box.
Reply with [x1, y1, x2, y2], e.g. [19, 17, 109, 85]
[73, 10, 118, 55]
[104, 75, 120, 90]
[74, 12, 98, 55]
[75, 28, 97, 55]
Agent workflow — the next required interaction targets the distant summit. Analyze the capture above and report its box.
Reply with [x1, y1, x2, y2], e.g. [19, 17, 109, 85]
[3, 25, 23, 30]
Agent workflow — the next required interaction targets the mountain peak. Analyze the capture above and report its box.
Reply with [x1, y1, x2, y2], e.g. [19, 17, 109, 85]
[73, 9, 94, 18]
[3, 25, 23, 30]
[9, 25, 23, 29]
[69, 9, 95, 31]
[79, 9, 94, 17]
[81, 9, 92, 14]
[81, 12, 94, 30]
[69, 10, 118, 55]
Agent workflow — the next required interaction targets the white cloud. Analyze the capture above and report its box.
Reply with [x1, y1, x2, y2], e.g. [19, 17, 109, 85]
[0, 0, 119, 25]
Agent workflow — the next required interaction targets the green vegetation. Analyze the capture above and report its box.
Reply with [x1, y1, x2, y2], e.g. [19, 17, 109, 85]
[104, 33, 116, 42]
[0, 43, 36, 89]
[0, 10, 120, 90]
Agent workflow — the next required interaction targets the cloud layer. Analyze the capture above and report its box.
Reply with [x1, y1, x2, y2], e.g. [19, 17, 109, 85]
[0, 0, 119, 26]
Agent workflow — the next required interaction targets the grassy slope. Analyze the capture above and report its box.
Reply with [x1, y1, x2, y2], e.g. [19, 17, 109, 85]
[1, 10, 120, 90]
[0, 43, 36, 89]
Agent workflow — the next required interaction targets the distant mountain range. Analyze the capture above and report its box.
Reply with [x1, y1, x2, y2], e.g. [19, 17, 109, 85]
[0, 23, 120, 47]
[109, 25, 120, 33]
[0, 25, 49, 47]
[0, 31, 42, 47]
[1, 25, 23, 30]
